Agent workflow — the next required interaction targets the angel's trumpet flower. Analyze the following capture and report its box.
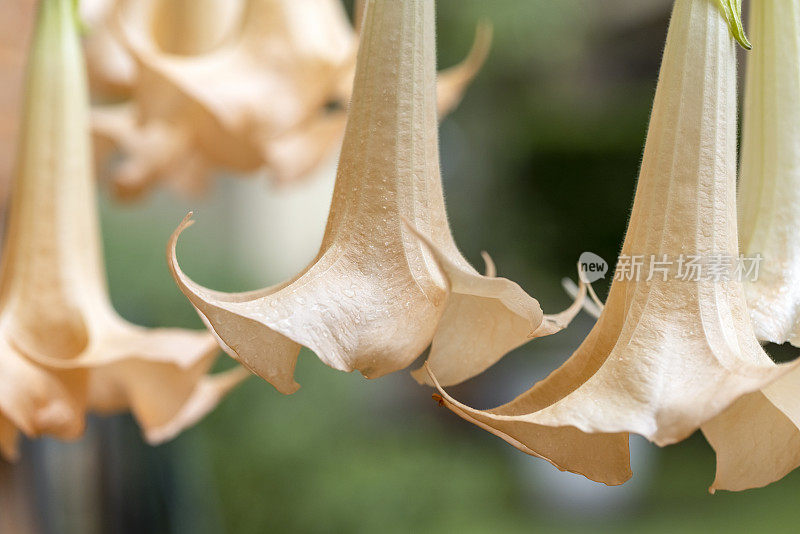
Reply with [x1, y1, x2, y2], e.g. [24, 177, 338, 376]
[700, 0, 800, 493]
[169, 0, 574, 395]
[0, 0, 247, 460]
[429, 0, 800, 486]
[90, 0, 356, 198]
[90, 0, 491, 199]
[82, 0, 244, 100]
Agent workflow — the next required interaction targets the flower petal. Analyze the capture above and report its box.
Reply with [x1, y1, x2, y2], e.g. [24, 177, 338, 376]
[82, 0, 137, 99]
[89, 354, 249, 444]
[703, 387, 800, 493]
[737, 0, 800, 346]
[404, 224, 547, 387]
[92, 103, 196, 200]
[168, 213, 445, 390]
[118, 0, 355, 145]
[427, 366, 631, 485]
[0, 415, 19, 461]
[143, 366, 251, 445]
[0, 337, 86, 441]
[262, 110, 348, 184]
[436, 21, 493, 117]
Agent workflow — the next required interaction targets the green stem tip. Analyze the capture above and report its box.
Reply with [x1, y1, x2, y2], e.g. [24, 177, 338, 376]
[716, 0, 751, 50]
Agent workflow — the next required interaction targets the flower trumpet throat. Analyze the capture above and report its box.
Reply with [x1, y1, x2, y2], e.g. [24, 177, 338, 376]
[169, 0, 580, 394]
[0, 0, 247, 459]
[429, 0, 798, 486]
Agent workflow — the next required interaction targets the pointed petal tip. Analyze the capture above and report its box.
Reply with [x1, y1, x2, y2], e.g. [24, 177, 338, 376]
[167, 212, 196, 274]
[436, 19, 494, 116]
[480, 251, 496, 278]
[426, 361, 633, 486]
[470, 20, 494, 66]
[531, 276, 586, 337]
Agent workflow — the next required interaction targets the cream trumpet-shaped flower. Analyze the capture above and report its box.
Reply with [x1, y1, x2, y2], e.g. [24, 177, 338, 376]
[701, 0, 800, 493]
[168, 0, 576, 395]
[429, 0, 800, 486]
[90, 0, 355, 199]
[82, 0, 245, 100]
[91, 0, 491, 199]
[0, 0, 248, 460]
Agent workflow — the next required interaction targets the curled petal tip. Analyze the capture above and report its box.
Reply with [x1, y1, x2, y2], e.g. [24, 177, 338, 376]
[472, 20, 494, 64]
[171, 213, 196, 246]
[168, 214, 193, 259]
[480, 251, 496, 278]
[436, 19, 494, 116]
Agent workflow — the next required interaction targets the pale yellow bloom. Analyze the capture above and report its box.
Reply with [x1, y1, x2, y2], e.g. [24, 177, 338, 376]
[169, 0, 578, 394]
[430, 0, 799, 486]
[0, 0, 247, 460]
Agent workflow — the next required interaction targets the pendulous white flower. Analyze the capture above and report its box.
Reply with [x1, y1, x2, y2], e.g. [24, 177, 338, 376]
[169, 0, 579, 395]
[736, 0, 800, 346]
[429, 0, 800, 485]
[0, 0, 247, 460]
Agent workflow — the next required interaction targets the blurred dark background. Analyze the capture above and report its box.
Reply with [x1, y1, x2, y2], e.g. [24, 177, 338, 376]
[8, 1, 800, 533]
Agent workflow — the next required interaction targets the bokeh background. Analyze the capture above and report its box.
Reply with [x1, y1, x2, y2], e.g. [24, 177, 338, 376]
[6, 0, 800, 532]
